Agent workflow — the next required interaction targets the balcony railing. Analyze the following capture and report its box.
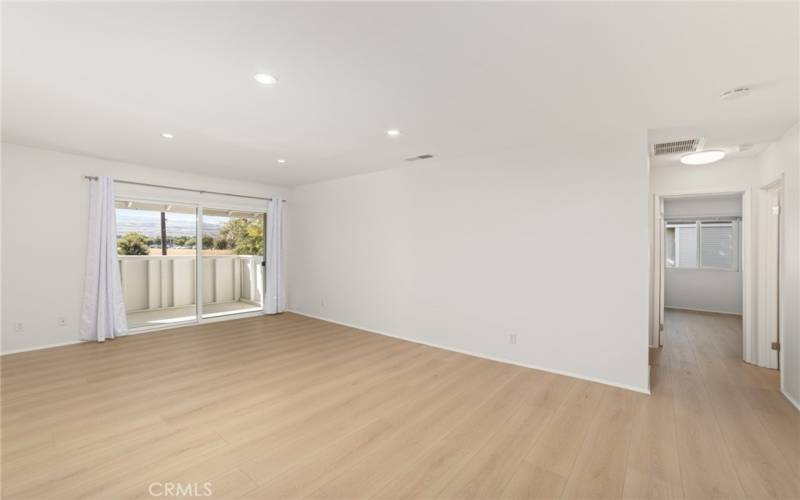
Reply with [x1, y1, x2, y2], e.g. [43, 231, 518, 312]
[118, 255, 263, 322]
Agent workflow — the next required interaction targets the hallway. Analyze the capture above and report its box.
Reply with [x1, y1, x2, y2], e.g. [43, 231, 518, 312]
[649, 309, 798, 498]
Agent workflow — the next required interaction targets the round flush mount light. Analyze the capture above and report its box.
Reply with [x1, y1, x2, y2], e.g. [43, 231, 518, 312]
[720, 86, 751, 101]
[680, 150, 726, 165]
[161, 132, 174, 139]
[276, 158, 287, 164]
[254, 73, 278, 85]
[386, 129, 401, 137]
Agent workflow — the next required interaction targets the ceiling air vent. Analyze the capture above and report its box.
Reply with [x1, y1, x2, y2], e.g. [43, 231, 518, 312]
[405, 154, 435, 162]
[652, 138, 703, 156]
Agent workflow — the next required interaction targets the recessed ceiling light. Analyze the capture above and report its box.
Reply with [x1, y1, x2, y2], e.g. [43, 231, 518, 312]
[680, 150, 726, 165]
[254, 73, 278, 85]
[161, 132, 174, 139]
[720, 86, 751, 101]
[386, 129, 401, 137]
[277, 159, 287, 164]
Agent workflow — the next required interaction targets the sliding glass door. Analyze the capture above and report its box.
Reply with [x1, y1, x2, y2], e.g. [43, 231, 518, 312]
[116, 200, 198, 328]
[115, 199, 266, 330]
[200, 208, 265, 319]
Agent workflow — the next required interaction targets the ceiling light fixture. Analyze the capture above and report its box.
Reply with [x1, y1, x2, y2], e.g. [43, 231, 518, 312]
[161, 132, 174, 139]
[680, 150, 726, 165]
[254, 73, 278, 85]
[277, 159, 287, 164]
[386, 129, 400, 137]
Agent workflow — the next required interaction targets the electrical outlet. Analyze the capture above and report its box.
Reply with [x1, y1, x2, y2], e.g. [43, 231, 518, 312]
[321, 298, 326, 308]
[509, 334, 517, 345]
[57, 317, 67, 327]
[14, 322, 24, 333]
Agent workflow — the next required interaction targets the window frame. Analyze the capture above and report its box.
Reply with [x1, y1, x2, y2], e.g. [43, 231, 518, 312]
[665, 219, 740, 272]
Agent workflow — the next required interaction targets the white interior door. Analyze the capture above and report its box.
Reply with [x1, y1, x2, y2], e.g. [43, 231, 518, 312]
[764, 186, 783, 369]
[658, 200, 666, 346]
[652, 195, 665, 347]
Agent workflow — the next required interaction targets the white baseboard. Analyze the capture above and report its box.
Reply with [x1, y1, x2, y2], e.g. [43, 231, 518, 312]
[665, 306, 742, 316]
[1, 311, 267, 356]
[1, 339, 83, 355]
[288, 309, 650, 395]
[782, 388, 800, 412]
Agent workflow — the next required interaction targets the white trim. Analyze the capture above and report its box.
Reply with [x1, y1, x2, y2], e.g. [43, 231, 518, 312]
[197, 206, 204, 321]
[1, 340, 83, 355]
[665, 306, 742, 316]
[654, 187, 753, 364]
[666, 267, 739, 273]
[758, 178, 784, 371]
[781, 388, 800, 412]
[288, 310, 651, 395]
[651, 194, 664, 348]
[126, 310, 264, 335]
[1, 310, 266, 356]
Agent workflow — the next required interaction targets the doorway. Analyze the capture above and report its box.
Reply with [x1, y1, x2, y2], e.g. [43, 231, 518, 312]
[200, 208, 265, 320]
[652, 190, 751, 357]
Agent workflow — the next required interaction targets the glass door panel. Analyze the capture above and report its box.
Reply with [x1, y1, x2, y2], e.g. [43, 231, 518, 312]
[115, 200, 198, 328]
[200, 208, 265, 319]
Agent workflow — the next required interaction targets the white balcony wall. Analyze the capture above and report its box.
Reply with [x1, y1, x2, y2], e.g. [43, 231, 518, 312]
[119, 255, 262, 313]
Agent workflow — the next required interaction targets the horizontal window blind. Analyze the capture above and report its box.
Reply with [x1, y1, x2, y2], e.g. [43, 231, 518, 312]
[701, 222, 736, 269]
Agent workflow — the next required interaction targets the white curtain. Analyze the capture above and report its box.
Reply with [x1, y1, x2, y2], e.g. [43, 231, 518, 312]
[79, 176, 128, 341]
[264, 198, 286, 314]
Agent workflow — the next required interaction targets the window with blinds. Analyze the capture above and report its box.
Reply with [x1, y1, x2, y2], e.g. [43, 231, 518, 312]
[665, 220, 738, 270]
[665, 224, 697, 268]
[700, 222, 737, 270]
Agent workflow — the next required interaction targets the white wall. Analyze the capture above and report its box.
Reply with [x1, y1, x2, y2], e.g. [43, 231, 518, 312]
[663, 195, 742, 219]
[663, 195, 743, 315]
[665, 269, 742, 314]
[757, 123, 800, 408]
[1, 143, 288, 354]
[651, 158, 760, 195]
[289, 131, 651, 393]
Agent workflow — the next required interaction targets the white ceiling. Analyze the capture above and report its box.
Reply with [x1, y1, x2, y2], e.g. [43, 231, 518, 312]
[3, 2, 797, 185]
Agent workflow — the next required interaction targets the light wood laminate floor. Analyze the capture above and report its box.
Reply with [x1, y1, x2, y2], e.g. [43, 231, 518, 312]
[2, 310, 798, 499]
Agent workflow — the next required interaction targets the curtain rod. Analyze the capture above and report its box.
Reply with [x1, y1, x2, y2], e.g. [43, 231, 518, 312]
[83, 176, 285, 202]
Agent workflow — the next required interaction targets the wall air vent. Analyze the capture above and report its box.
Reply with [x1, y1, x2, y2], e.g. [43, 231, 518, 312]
[652, 138, 703, 156]
[405, 154, 435, 162]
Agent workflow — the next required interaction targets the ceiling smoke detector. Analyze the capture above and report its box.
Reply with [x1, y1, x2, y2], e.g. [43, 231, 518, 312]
[720, 87, 751, 101]
[404, 154, 435, 162]
[652, 138, 703, 156]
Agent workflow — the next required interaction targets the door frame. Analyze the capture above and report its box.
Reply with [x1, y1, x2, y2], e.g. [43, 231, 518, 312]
[651, 187, 753, 360]
[115, 194, 268, 334]
[651, 195, 665, 347]
[759, 177, 785, 378]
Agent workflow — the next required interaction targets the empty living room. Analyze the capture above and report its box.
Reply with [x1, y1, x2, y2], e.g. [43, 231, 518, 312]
[1, 2, 799, 499]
